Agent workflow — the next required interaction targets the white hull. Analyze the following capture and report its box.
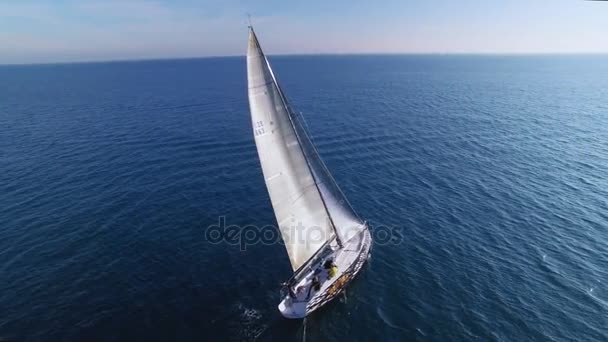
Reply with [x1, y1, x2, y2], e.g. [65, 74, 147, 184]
[278, 229, 372, 318]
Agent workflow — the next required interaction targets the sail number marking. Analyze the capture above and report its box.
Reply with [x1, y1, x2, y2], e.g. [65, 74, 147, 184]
[254, 120, 267, 136]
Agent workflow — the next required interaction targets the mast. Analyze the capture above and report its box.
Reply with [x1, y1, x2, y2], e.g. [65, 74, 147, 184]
[249, 26, 344, 249]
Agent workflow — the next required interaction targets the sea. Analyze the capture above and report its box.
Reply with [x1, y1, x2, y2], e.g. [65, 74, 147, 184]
[1, 55, 607, 341]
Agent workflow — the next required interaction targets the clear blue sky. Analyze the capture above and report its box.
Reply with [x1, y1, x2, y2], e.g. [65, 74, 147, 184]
[1, 0, 607, 64]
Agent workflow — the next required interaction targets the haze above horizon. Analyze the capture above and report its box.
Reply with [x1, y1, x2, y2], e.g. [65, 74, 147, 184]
[1, 0, 608, 64]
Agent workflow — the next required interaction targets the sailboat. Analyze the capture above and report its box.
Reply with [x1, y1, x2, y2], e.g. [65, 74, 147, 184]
[246, 26, 372, 319]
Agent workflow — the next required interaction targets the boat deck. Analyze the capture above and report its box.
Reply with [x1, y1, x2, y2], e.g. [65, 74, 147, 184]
[278, 228, 372, 318]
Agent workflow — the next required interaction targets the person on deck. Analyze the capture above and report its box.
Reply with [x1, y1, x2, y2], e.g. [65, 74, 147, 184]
[288, 285, 297, 299]
[307, 275, 321, 299]
[324, 258, 338, 279]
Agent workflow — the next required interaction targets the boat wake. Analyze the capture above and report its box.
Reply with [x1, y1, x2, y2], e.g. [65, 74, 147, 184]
[235, 303, 266, 340]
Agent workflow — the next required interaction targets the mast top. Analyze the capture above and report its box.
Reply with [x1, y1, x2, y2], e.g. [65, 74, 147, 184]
[247, 13, 253, 29]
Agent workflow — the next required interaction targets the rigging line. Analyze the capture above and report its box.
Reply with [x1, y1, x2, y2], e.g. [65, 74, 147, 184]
[289, 105, 365, 223]
[282, 97, 319, 153]
[250, 27, 343, 248]
[278, 82, 364, 223]
[261, 50, 365, 226]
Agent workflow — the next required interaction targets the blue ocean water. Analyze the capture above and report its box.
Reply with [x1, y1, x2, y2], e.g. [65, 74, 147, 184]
[1, 55, 608, 341]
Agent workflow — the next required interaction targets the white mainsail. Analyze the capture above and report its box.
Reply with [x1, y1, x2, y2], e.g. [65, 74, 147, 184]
[247, 28, 365, 271]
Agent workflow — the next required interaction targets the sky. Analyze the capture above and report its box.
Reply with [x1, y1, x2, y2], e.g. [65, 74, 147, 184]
[1, 0, 608, 64]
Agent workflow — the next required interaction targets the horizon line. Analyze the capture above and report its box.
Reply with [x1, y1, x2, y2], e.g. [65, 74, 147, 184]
[2, 51, 608, 67]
